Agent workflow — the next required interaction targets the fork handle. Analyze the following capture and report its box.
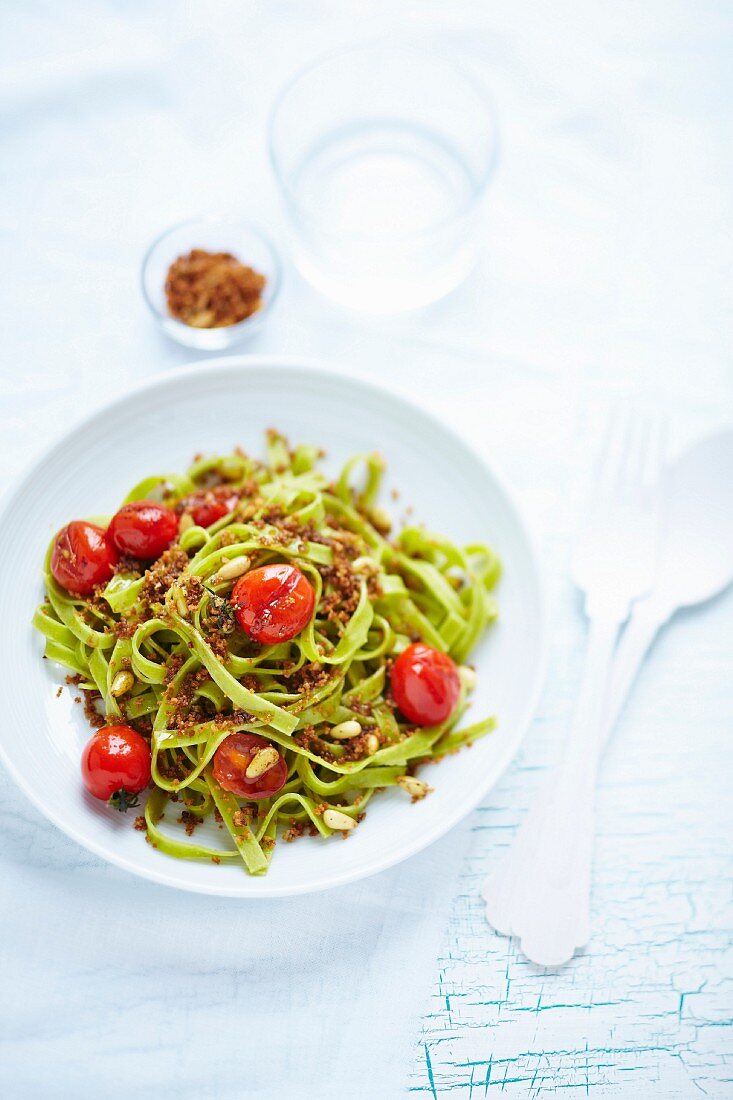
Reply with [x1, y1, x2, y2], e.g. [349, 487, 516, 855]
[558, 614, 621, 779]
[601, 596, 671, 745]
[483, 615, 621, 965]
[517, 604, 669, 964]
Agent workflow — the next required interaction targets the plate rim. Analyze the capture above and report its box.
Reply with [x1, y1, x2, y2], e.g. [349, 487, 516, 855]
[0, 355, 548, 897]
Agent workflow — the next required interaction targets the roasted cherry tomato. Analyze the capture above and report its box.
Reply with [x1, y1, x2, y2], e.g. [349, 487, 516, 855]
[183, 486, 240, 528]
[231, 563, 315, 645]
[391, 642, 460, 726]
[50, 520, 118, 596]
[212, 732, 288, 800]
[81, 724, 151, 810]
[108, 500, 178, 560]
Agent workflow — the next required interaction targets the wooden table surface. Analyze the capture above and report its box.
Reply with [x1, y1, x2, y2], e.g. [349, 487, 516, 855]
[2, 2, 731, 1096]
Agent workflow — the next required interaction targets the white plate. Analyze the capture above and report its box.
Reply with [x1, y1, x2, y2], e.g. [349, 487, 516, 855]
[0, 358, 546, 897]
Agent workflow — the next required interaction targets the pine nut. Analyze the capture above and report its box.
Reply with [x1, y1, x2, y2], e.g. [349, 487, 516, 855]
[219, 457, 244, 481]
[352, 556, 377, 574]
[110, 671, 135, 698]
[173, 588, 189, 618]
[212, 556, 250, 584]
[459, 665, 477, 691]
[364, 733, 380, 755]
[330, 719, 362, 740]
[396, 776, 432, 800]
[369, 506, 392, 533]
[323, 808, 356, 831]
[179, 512, 194, 533]
[245, 746, 280, 779]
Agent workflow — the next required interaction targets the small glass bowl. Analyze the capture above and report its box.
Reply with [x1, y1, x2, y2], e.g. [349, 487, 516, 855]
[141, 217, 282, 350]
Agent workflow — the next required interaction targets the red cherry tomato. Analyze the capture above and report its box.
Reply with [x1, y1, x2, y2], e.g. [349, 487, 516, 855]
[81, 724, 151, 808]
[50, 521, 118, 596]
[108, 500, 179, 560]
[183, 486, 240, 528]
[231, 563, 315, 645]
[212, 732, 288, 800]
[391, 642, 461, 726]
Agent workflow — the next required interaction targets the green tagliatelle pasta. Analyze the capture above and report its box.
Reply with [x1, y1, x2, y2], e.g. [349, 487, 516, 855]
[34, 433, 500, 874]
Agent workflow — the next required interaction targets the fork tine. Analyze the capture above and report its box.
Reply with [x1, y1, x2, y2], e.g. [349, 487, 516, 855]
[641, 416, 667, 491]
[595, 409, 668, 500]
[615, 411, 647, 493]
[596, 408, 632, 496]
[610, 411, 668, 497]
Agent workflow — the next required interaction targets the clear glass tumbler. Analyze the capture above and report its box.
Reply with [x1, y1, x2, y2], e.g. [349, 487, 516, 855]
[268, 43, 499, 314]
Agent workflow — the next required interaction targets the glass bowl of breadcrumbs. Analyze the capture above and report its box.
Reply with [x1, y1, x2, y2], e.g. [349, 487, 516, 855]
[142, 217, 282, 349]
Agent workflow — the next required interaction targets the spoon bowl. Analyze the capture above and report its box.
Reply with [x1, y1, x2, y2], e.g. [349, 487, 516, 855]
[656, 429, 733, 612]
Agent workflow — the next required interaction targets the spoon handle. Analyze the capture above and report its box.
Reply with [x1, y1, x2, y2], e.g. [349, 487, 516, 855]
[601, 597, 670, 744]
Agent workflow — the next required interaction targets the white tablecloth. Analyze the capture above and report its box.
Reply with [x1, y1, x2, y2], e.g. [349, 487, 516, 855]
[1, 2, 731, 1097]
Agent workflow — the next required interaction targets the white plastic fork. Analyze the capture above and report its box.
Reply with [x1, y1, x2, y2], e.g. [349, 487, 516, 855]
[482, 412, 666, 966]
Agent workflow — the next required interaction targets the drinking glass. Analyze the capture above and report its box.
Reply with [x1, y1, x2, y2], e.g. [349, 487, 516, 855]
[269, 43, 499, 313]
